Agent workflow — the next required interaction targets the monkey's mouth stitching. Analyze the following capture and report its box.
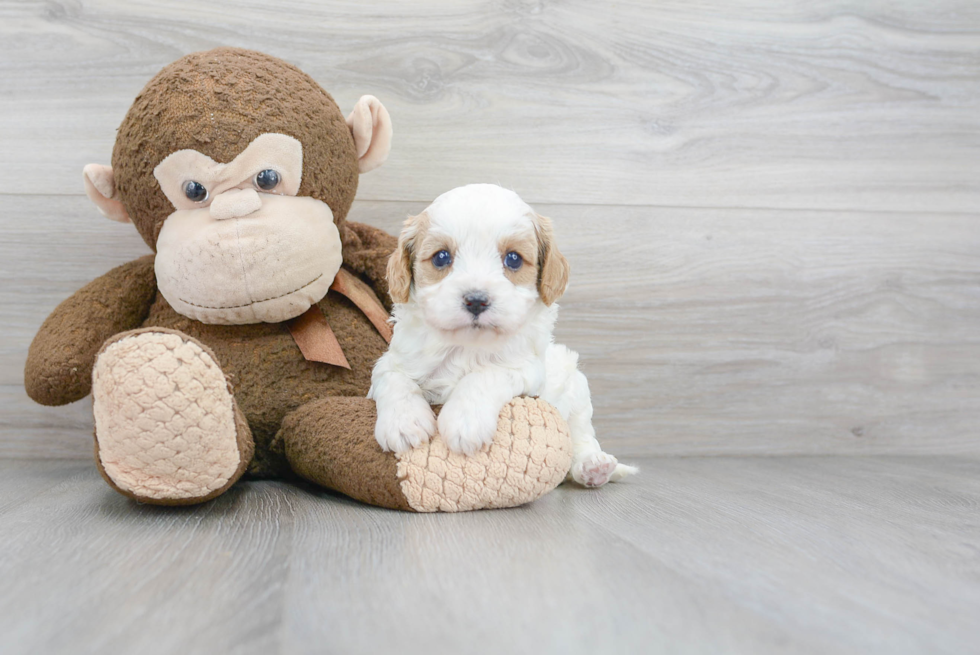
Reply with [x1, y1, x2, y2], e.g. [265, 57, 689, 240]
[178, 273, 324, 309]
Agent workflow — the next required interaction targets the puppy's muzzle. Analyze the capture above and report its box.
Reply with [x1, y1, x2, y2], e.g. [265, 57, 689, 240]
[463, 291, 491, 316]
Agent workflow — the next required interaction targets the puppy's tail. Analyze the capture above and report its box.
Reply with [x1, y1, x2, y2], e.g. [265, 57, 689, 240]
[610, 463, 639, 482]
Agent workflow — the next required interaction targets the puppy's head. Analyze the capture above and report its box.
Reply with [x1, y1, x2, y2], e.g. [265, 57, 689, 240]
[387, 184, 569, 338]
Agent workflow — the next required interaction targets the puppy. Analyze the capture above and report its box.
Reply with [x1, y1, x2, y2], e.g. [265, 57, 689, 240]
[369, 184, 636, 487]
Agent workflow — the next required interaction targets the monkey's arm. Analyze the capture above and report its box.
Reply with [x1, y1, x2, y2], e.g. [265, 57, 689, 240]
[25, 255, 157, 406]
[342, 221, 397, 312]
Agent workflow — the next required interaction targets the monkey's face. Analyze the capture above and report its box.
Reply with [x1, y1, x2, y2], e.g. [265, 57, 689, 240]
[84, 49, 394, 325]
[152, 133, 342, 324]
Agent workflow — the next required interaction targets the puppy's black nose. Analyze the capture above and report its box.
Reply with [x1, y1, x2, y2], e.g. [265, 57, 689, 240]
[463, 291, 491, 316]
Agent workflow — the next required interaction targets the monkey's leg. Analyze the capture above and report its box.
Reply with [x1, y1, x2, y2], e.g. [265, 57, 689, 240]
[277, 396, 574, 512]
[91, 328, 254, 506]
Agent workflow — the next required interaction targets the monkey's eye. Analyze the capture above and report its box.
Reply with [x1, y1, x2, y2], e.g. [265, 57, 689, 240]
[504, 251, 523, 270]
[432, 250, 453, 270]
[183, 180, 208, 203]
[254, 169, 280, 191]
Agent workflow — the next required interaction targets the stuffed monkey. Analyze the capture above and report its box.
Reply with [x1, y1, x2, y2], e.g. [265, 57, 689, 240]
[24, 48, 571, 511]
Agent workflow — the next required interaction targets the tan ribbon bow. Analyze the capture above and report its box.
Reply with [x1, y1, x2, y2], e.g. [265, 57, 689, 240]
[286, 268, 393, 369]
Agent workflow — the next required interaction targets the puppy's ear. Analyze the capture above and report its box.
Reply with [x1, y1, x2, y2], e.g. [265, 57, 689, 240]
[534, 214, 570, 305]
[386, 212, 427, 304]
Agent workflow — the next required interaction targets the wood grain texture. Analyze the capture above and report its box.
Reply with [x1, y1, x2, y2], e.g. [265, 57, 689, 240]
[1, 456, 978, 654]
[3, 196, 978, 458]
[4, 3, 979, 653]
[2, 1, 978, 456]
[0, 0, 978, 211]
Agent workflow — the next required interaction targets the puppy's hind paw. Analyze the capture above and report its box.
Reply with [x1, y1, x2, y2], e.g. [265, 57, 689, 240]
[570, 452, 636, 488]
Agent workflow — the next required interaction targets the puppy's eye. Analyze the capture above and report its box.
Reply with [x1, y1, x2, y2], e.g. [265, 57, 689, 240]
[255, 169, 280, 191]
[504, 251, 523, 270]
[432, 250, 453, 269]
[183, 181, 208, 202]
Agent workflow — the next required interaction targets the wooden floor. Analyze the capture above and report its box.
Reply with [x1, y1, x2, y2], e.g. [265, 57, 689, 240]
[1, 456, 979, 655]
[2, 1, 979, 653]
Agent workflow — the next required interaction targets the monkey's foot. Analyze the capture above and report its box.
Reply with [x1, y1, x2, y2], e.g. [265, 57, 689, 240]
[92, 329, 253, 505]
[281, 396, 574, 512]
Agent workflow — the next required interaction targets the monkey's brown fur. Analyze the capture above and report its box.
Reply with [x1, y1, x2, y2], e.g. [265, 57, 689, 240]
[24, 49, 571, 510]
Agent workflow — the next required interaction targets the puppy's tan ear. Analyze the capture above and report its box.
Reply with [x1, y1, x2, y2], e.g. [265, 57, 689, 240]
[534, 214, 570, 305]
[386, 212, 426, 304]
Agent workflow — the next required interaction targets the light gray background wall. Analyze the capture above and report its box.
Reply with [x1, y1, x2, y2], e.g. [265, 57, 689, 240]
[2, 0, 978, 458]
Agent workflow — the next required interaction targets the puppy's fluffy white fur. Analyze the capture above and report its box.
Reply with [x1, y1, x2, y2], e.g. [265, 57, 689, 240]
[369, 183, 636, 487]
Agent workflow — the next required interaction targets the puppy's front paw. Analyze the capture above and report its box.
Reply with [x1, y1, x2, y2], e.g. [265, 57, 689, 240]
[438, 395, 501, 456]
[570, 452, 620, 488]
[375, 395, 436, 453]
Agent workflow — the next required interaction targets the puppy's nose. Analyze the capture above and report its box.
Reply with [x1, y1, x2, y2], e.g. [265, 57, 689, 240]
[463, 291, 491, 316]
[210, 188, 262, 220]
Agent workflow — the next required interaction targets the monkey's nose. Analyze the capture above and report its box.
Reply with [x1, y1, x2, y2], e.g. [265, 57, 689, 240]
[463, 291, 491, 316]
[210, 188, 262, 220]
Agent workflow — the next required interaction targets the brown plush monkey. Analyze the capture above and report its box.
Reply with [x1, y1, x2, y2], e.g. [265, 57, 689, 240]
[24, 48, 571, 511]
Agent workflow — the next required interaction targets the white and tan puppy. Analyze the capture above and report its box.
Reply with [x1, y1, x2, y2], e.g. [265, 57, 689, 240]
[369, 183, 636, 487]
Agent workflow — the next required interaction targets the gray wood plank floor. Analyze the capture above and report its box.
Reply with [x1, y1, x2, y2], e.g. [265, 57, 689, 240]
[1, 456, 978, 655]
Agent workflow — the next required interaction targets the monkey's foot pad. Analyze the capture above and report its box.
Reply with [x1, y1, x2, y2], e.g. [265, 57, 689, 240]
[92, 330, 251, 504]
[395, 397, 573, 512]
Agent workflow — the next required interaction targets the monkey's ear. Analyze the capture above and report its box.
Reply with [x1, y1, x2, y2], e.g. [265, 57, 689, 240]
[346, 95, 392, 174]
[83, 164, 131, 223]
